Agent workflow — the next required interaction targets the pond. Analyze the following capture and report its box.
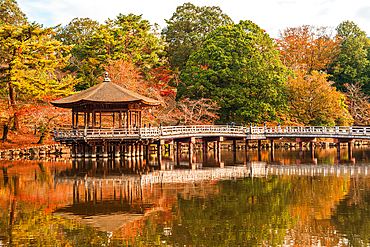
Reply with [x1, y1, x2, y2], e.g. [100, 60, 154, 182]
[1, 146, 370, 246]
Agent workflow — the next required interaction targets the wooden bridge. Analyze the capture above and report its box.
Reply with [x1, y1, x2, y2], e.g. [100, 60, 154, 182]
[53, 125, 368, 158]
[54, 125, 370, 141]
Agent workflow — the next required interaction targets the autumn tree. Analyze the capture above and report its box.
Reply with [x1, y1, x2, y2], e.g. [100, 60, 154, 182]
[285, 70, 353, 126]
[162, 2, 233, 71]
[0, 0, 27, 25]
[329, 21, 370, 94]
[276, 25, 342, 72]
[178, 20, 290, 124]
[344, 82, 370, 125]
[0, 23, 78, 141]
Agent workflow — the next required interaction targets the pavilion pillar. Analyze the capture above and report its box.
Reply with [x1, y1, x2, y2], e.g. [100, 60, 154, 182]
[119, 111, 122, 128]
[92, 111, 96, 129]
[76, 112, 79, 129]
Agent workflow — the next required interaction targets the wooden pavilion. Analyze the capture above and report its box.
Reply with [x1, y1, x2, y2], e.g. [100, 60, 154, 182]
[51, 73, 161, 158]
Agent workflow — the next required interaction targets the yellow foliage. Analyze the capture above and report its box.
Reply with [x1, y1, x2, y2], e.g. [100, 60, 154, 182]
[286, 70, 353, 126]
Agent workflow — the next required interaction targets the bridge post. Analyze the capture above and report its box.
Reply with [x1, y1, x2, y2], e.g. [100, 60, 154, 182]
[258, 140, 262, 151]
[233, 140, 237, 152]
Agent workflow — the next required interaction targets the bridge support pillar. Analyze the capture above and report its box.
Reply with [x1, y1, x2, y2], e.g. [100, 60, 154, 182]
[103, 143, 108, 158]
[245, 140, 249, 152]
[334, 138, 354, 160]
[114, 145, 120, 158]
[258, 140, 262, 151]
[348, 142, 353, 159]
[203, 141, 208, 153]
[125, 145, 131, 157]
[139, 144, 143, 156]
[233, 140, 237, 152]
[71, 143, 77, 158]
[91, 144, 96, 158]
[135, 143, 140, 156]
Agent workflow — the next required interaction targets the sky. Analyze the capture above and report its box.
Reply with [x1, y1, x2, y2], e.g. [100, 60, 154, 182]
[17, 0, 370, 38]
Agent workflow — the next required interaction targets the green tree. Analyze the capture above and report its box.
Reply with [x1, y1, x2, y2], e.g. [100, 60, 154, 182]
[76, 13, 163, 90]
[162, 2, 233, 71]
[55, 17, 100, 81]
[56, 17, 99, 46]
[178, 20, 290, 124]
[329, 21, 370, 94]
[0, 0, 27, 25]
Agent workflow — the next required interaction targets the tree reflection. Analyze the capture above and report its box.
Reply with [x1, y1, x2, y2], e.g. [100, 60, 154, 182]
[331, 177, 370, 246]
[164, 176, 295, 246]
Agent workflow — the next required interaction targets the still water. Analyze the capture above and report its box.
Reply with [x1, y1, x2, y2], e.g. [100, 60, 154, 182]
[1, 146, 370, 246]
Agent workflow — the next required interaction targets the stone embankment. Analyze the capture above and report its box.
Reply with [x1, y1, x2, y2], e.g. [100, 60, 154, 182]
[0, 144, 70, 160]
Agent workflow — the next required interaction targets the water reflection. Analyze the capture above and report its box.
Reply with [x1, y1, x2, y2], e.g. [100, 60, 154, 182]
[2, 147, 370, 245]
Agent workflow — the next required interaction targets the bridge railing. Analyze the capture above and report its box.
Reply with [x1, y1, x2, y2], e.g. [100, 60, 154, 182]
[265, 126, 370, 136]
[54, 125, 370, 140]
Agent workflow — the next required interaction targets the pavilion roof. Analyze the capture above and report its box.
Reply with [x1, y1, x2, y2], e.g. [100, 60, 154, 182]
[51, 79, 161, 109]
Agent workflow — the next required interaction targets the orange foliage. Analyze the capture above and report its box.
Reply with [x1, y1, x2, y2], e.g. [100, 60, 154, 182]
[276, 25, 342, 72]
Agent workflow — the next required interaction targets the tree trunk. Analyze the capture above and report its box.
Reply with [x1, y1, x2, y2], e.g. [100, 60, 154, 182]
[37, 132, 48, 144]
[1, 123, 9, 142]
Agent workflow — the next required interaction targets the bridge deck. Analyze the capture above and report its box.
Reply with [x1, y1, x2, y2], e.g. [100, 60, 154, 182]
[54, 125, 370, 142]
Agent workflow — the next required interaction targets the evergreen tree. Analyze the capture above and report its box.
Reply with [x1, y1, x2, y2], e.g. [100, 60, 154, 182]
[178, 20, 290, 124]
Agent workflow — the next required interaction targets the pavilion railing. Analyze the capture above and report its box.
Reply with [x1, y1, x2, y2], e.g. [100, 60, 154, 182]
[53, 125, 370, 140]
